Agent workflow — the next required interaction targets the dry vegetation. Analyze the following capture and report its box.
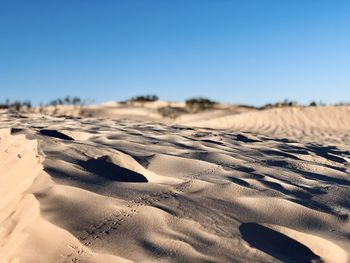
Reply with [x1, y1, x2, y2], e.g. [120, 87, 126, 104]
[127, 95, 159, 103]
[1, 96, 349, 119]
[0, 100, 32, 111]
[185, 97, 217, 112]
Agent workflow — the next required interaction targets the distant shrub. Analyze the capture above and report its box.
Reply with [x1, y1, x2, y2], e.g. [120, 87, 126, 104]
[334, 102, 350, 106]
[129, 95, 159, 103]
[0, 104, 7, 109]
[0, 99, 31, 111]
[0, 99, 10, 109]
[185, 97, 217, 112]
[48, 96, 83, 106]
[309, 101, 317, 107]
[260, 99, 298, 110]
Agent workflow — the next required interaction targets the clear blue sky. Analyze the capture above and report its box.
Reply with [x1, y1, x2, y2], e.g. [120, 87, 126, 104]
[1, 0, 349, 106]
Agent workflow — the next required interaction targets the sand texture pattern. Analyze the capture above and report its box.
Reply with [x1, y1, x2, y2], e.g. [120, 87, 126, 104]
[0, 106, 350, 262]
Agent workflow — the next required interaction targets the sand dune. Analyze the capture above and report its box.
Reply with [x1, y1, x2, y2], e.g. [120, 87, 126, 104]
[1, 105, 350, 262]
[188, 106, 350, 144]
[35, 100, 255, 123]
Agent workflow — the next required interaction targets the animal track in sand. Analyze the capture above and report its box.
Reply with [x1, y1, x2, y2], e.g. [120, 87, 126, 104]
[60, 165, 220, 262]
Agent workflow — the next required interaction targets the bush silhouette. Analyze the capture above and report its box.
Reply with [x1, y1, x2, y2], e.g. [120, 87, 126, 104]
[48, 96, 83, 106]
[0, 99, 31, 111]
[260, 99, 298, 110]
[309, 101, 317, 107]
[129, 95, 159, 102]
[185, 97, 216, 112]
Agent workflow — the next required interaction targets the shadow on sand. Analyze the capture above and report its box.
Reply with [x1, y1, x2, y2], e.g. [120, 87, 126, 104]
[39, 129, 74, 141]
[239, 223, 321, 263]
[78, 156, 148, 183]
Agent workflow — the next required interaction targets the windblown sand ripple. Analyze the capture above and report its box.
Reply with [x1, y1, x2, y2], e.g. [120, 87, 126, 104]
[188, 106, 350, 145]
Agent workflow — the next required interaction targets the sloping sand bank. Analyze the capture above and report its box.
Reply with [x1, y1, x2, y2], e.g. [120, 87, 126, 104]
[188, 106, 350, 144]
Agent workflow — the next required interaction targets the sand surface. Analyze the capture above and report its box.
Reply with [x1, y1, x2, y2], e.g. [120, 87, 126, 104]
[1, 105, 350, 262]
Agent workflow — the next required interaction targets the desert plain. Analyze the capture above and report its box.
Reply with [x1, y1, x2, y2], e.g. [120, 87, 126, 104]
[1, 101, 350, 263]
